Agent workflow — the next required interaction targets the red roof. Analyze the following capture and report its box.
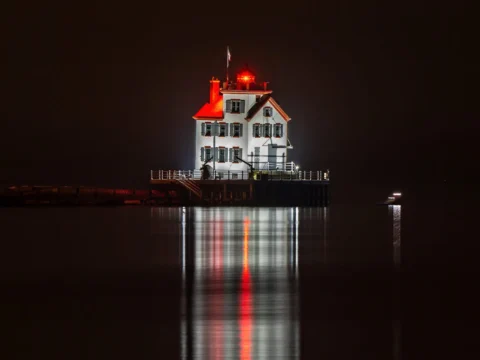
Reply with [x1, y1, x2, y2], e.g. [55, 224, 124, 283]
[193, 96, 224, 120]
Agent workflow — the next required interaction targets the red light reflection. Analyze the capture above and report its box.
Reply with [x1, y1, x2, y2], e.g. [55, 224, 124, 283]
[240, 217, 252, 360]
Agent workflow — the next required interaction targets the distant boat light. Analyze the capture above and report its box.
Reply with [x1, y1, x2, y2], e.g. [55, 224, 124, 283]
[393, 192, 402, 197]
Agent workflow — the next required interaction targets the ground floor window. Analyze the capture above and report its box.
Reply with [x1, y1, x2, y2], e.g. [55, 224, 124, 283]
[231, 147, 242, 162]
[204, 147, 212, 161]
[218, 147, 226, 162]
[201, 146, 242, 163]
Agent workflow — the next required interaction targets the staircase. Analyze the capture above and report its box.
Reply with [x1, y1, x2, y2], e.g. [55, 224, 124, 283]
[177, 176, 202, 199]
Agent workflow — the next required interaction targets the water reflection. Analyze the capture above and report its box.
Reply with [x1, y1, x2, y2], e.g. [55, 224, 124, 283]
[180, 208, 300, 359]
[392, 205, 401, 267]
[389, 205, 402, 360]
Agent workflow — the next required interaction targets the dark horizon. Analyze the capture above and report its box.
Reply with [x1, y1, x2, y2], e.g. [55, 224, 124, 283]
[3, 2, 476, 190]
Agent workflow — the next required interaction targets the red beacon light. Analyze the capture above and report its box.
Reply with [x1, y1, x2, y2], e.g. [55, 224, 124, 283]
[237, 70, 255, 84]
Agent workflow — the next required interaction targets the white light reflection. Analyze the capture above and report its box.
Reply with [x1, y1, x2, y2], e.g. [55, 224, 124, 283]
[392, 205, 401, 267]
[295, 207, 299, 278]
[389, 204, 402, 360]
[180, 207, 300, 359]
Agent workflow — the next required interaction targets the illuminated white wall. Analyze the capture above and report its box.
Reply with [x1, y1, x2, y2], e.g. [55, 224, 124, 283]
[194, 91, 290, 172]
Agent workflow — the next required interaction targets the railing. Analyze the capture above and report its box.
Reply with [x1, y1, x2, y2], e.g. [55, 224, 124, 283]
[151, 169, 330, 181]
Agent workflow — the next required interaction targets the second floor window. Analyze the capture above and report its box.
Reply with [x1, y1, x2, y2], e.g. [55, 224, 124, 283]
[219, 123, 227, 137]
[204, 123, 212, 136]
[274, 124, 283, 137]
[253, 123, 261, 137]
[231, 123, 242, 137]
[263, 123, 272, 137]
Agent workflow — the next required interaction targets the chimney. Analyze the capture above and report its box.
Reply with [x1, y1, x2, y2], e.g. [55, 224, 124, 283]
[209, 77, 220, 104]
[263, 81, 269, 91]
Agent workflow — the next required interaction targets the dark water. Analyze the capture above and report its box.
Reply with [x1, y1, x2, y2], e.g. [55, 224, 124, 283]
[1, 197, 476, 359]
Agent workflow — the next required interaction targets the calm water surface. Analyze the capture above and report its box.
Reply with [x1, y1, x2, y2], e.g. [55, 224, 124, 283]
[1, 200, 474, 359]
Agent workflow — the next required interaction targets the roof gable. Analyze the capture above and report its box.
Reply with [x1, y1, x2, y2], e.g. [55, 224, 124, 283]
[245, 95, 291, 122]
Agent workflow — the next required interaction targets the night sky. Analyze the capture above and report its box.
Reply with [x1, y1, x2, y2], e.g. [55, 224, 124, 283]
[3, 2, 476, 190]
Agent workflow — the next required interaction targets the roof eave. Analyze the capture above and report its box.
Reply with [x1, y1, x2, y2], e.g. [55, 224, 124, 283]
[192, 116, 224, 121]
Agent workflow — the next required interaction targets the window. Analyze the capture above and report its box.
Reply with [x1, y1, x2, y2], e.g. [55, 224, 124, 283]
[253, 123, 261, 137]
[205, 123, 212, 136]
[274, 123, 283, 138]
[204, 147, 212, 161]
[219, 123, 227, 137]
[229, 147, 243, 162]
[232, 123, 242, 137]
[263, 107, 273, 117]
[232, 100, 241, 113]
[218, 147, 226, 163]
[201, 146, 213, 162]
[263, 123, 272, 137]
[226, 99, 245, 113]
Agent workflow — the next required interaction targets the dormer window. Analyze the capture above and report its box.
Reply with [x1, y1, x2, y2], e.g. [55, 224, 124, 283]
[232, 101, 240, 113]
[263, 107, 273, 117]
[226, 99, 245, 114]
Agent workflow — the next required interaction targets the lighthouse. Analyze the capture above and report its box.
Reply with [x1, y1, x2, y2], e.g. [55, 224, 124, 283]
[193, 67, 293, 176]
[150, 57, 330, 206]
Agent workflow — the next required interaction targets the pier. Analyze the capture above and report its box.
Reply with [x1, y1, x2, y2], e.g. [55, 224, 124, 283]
[150, 168, 330, 206]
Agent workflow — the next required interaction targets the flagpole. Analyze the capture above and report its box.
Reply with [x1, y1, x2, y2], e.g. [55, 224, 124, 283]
[226, 46, 230, 83]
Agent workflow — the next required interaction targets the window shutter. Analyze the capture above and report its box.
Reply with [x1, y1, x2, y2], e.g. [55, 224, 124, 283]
[226, 100, 232, 113]
[240, 100, 245, 113]
[201, 147, 204, 161]
[280, 124, 283, 137]
[239, 148, 243, 160]
[230, 123, 234, 136]
[239, 123, 243, 137]
[225, 123, 229, 136]
[252, 124, 255, 137]
[259, 123, 263, 137]
[229, 148, 233, 162]
[201, 123, 205, 136]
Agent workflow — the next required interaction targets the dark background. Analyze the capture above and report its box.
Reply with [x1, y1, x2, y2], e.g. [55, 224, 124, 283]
[2, 1, 476, 192]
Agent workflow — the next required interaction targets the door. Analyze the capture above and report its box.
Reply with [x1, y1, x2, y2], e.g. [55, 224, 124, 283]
[268, 145, 277, 170]
[254, 147, 260, 170]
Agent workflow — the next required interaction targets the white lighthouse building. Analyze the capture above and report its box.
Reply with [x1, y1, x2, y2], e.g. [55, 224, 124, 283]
[193, 68, 293, 176]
